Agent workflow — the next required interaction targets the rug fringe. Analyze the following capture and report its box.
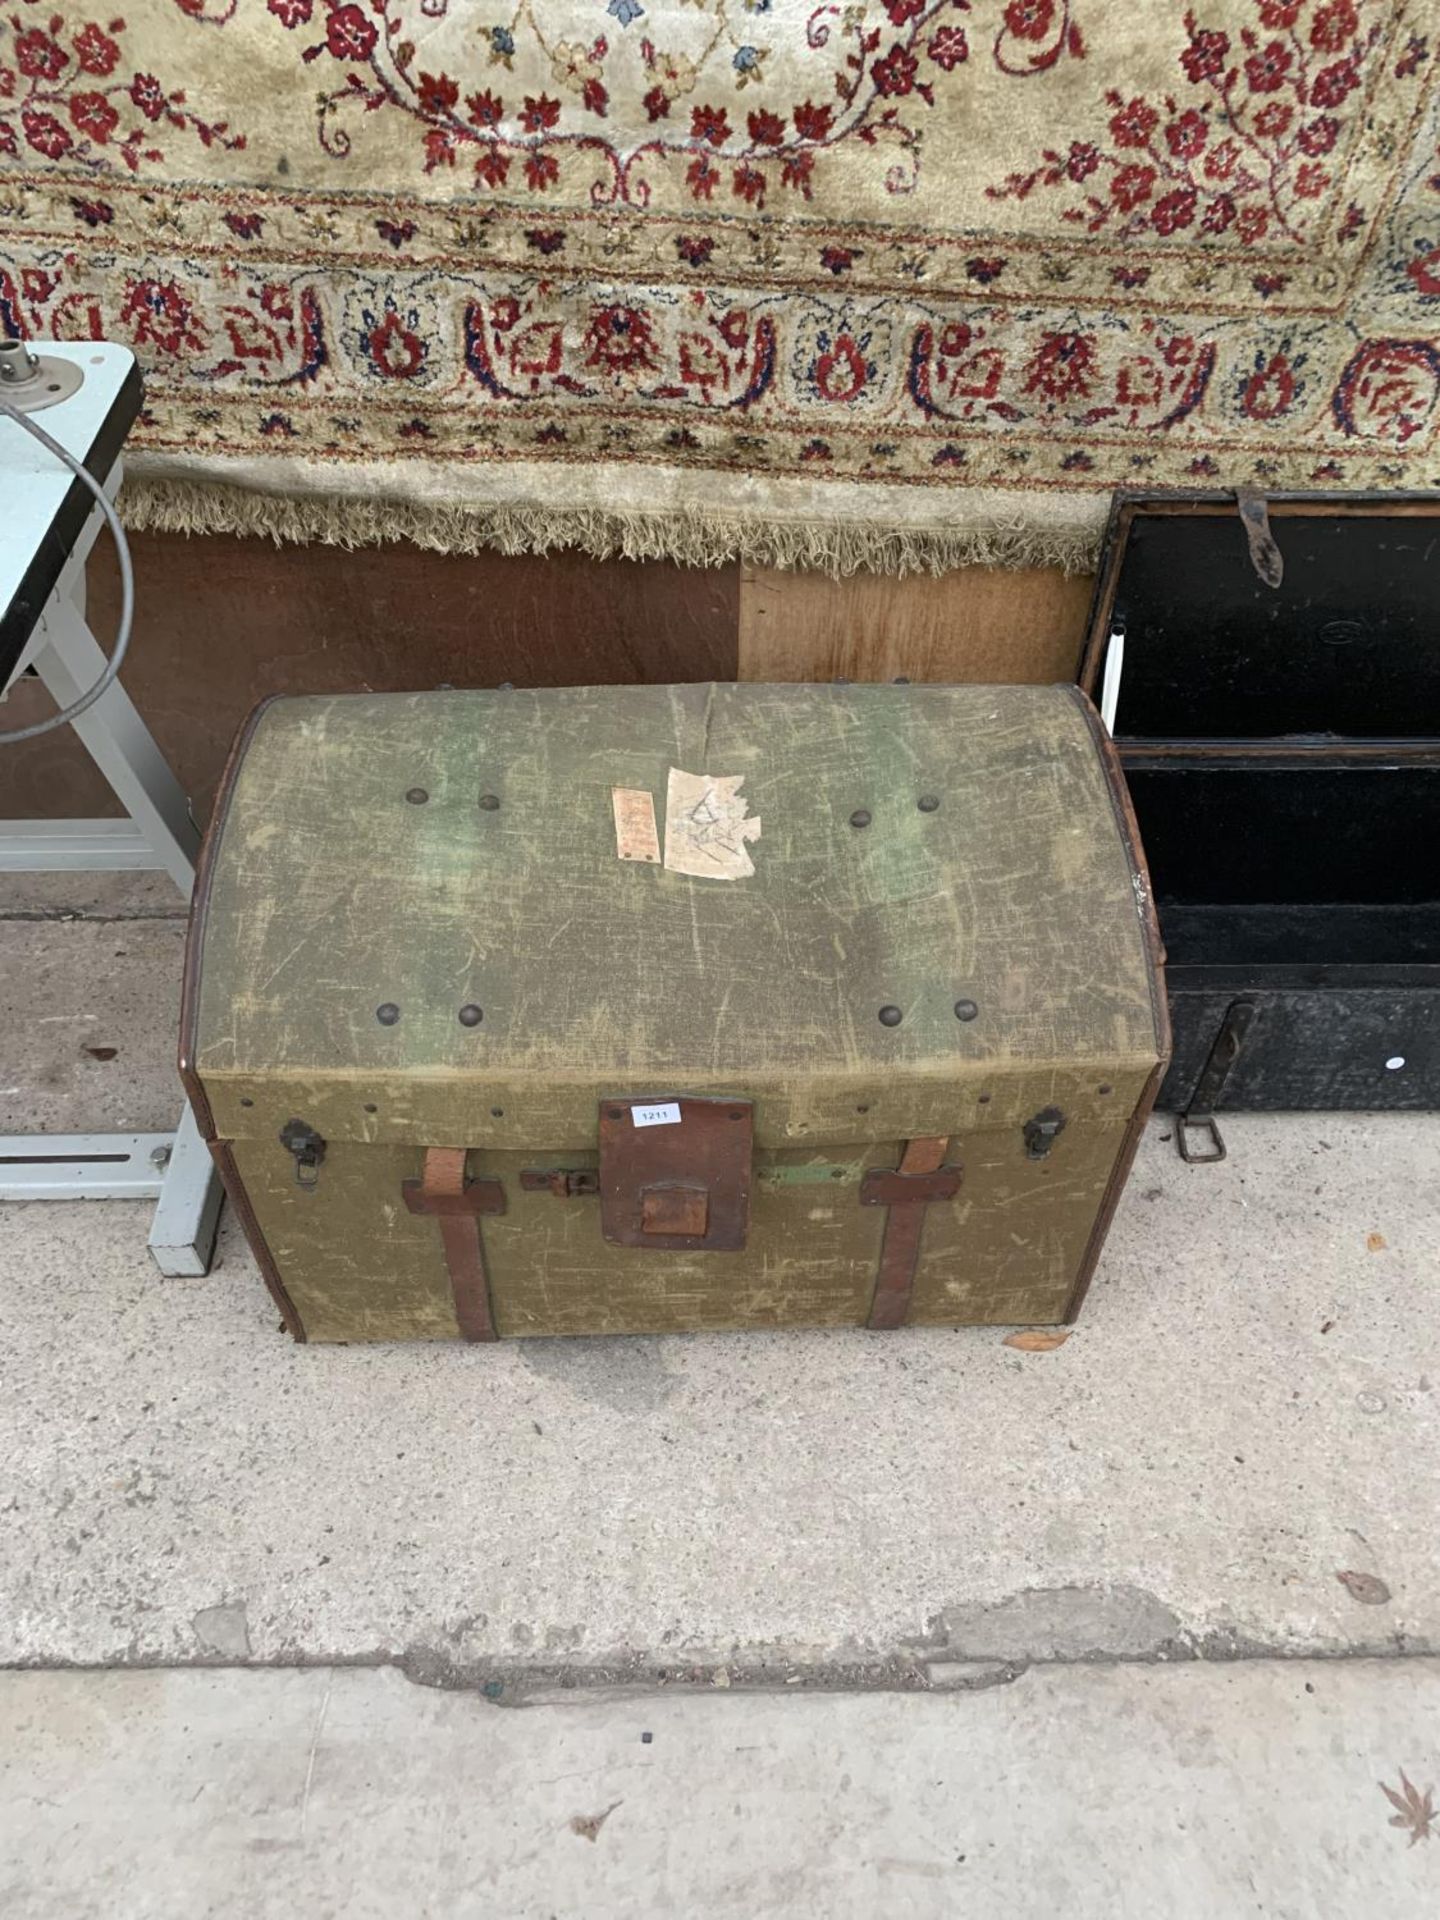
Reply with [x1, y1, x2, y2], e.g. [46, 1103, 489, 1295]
[118, 476, 1101, 579]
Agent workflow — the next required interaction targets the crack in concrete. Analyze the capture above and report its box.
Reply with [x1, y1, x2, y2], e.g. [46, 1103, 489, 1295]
[0, 909, 187, 924]
[3, 1630, 1432, 1707]
[1, 1583, 1431, 1699]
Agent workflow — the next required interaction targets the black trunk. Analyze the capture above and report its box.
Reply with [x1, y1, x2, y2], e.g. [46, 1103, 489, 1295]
[1081, 492, 1440, 1119]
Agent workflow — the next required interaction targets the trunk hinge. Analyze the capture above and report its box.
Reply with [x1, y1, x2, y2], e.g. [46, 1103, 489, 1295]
[1177, 999, 1258, 1164]
[861, 1137, 963, 1330]
[1235, 490, 1284, 589]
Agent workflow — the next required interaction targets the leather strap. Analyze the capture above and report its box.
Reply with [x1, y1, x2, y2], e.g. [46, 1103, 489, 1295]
[402, 1148, 505, 1343]
[867, 1135, 950, 1331]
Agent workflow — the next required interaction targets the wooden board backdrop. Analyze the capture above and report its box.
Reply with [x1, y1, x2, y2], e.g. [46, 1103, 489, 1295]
[0, 537, 1092, 827]
[737, 566, 1091, 686]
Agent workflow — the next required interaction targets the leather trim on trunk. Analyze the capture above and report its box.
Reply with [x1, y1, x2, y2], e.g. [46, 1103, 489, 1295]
[178, 696, 304, 1339]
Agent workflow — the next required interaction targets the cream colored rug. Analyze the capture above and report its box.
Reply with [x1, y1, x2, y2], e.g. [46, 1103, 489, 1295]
[3, 0, 1438, 570]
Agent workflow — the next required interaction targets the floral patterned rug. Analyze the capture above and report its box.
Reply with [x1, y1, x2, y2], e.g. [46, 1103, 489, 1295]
[3, 0, 1438, 570]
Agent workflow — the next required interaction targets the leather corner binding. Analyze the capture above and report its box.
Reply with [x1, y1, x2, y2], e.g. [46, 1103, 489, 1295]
[177, 695, 303, 1340]
[177, 693, 285, 1142]
[1076, 494, 1139, 697]
[1061, 1054, 1165, 1326]
[1058, 687, 1172, 1324]
[207, 1138, 307, 1343]
[1064, 685, 1172, 1068]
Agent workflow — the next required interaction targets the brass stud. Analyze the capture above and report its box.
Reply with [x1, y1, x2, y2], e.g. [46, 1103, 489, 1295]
[376, 1003, 400, 1026]
[849, 808, 872, 829]
[405, 787, 428, 805]
[478, 793, 501, 811]
[954, 999, 979, 1022]
[878, 1005, 903, 1027]
[458, 1004, 483, 1027]
[918, 795, 940, 813]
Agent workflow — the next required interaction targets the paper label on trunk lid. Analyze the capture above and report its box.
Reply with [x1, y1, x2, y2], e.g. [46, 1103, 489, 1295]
[663, 767, 761, 880]
[611, 787, 661, 863]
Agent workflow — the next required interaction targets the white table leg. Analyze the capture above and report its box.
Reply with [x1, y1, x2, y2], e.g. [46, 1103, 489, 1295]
[0, 1132, 176, 1200]
[147, 1104, 224, 1278]
[24, 594, 200, 896]
[1, 574, 223, 1271]
[2, 387, 223, 1276]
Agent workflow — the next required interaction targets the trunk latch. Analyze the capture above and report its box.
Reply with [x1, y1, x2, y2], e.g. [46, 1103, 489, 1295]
[520, 1168, 600, 1198]
[1022, 1107, 1067, 1160]
[279, 1119, 327, 1189]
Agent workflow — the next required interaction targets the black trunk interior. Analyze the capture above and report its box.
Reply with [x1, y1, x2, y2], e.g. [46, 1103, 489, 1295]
[1088, 494, 1440, 1113]
[1126, 766, 1440, 968]
[1108, 512, 1440, 740]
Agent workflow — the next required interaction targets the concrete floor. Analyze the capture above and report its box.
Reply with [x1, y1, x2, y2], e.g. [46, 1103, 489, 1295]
[3, 874, 1438, 1910]
[3, 1662, 1437, 1918]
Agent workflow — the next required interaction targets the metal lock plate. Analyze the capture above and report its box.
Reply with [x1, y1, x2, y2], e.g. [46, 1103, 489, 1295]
[598, 1097, 752, 1251]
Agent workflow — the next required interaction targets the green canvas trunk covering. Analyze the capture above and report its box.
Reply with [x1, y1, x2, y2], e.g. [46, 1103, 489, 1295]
[181, 683, 1168, 1342]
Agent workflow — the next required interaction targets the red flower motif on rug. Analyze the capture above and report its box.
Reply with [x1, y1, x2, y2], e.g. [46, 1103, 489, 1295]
[1, 5, 242, 171]
[988, 0, 1382, 242]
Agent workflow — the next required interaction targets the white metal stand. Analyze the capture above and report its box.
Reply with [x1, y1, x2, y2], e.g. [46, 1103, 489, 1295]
[1, 345, 222, 1275]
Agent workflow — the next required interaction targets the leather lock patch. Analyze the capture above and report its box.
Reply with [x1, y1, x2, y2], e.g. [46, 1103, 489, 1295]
[598, 1096, 752, 1251]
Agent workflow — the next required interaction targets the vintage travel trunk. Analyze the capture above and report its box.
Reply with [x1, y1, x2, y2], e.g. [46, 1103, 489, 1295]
[1081, 492, 1440, 1159]
[181, 684, 1167, 1343]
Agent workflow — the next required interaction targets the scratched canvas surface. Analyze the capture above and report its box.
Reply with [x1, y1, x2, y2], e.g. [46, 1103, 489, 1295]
[187, 684, 1167, 1337]
[3, 0, 1440, 567]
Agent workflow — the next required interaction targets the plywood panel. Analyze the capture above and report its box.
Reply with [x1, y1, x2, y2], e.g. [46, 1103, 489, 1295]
[738, 564, 1094, 685]
[0, 535, 738, 827]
